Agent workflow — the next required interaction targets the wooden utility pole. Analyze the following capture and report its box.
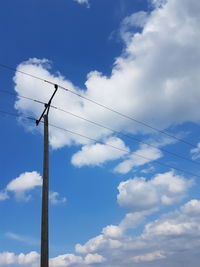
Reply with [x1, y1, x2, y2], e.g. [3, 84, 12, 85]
[36, 84, 58, 267]
[40, 114, 49, 267]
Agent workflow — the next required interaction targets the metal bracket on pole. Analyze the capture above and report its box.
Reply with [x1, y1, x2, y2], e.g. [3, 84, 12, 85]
[36, 84, 58, 126]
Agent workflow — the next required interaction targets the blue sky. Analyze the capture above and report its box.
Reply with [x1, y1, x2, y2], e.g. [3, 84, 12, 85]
[0, 0, 200, 266]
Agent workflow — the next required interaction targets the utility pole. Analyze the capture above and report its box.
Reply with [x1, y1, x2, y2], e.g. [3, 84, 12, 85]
[36, 84, 58, 267]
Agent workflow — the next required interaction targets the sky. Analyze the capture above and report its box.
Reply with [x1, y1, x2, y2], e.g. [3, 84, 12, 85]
[0, 0, 200, 266]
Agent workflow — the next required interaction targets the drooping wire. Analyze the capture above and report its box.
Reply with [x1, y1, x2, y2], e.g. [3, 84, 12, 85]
[0, 89, 44, 105]
[48, 122, 200, 178]
[0, 108, 199, 178]
[0, 63, 45, 82]
[0, 63, 197, 148]
[0, 109, 36, 121]
[0, 89, 199, 167]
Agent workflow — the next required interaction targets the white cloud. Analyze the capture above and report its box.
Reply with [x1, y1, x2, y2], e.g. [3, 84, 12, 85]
[114, 144, 162, 174]
[6, 171, 42, 192]
[73, 0, 89, 8]
[49, 191, 67, 205]
[0, 251, 104, 267]
[13, 0, 200, 160]
[76, 234, 123, 255]
[102, 225, 123, 239]
[1, 199, 200, 267]
[0, 190, 9, 201]
[71, 137, 129, 167]
[119, 209, 155, 231]
[50, 253, 83, 267]
[143, 199, 200, 237]
[181, 199, 200, 215]
[141, 165, 155, 174]
[74, 199, 200, 267]
[132, 250, 166, 263]
[76, 235, 108, 254]
[117, 171, 193, 211]
[75, 170, 193, 257]
[84, 253, 105, 265]
[2, 0, 200, 266]
[120, 11, 149, 43]
[190, 142, 200, 160]
[0, 252, 16, 266]
[6, 171, 42, 201]
[151, 0, 167, 8]
[1, 170, 193, 266]
[1, 172, 65, 203]
[0, 251, 39, 267]
[51, 252, 105, 266]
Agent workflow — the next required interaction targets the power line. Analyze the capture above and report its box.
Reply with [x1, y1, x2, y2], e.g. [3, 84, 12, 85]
[0, 89, 44, 105]
[58, 85, 197, 148]
[1, 89, 199, 167]
[1, 89, 199, 166]
[0, 62, 197, 149]
[0, 63, 45, 82]
[0, 109, 36, 121]
[0, 108, 200, 179]
[51, 107, 200, 166]
[48, 123, 200, 178]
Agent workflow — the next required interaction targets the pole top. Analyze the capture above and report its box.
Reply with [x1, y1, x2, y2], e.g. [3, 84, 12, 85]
[36, 85, 58, 126]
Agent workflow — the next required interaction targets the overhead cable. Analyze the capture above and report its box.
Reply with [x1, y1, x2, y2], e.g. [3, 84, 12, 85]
[0, 108, 200, 179]
[0, 62, 197, 148]
[0, 89, 199, 166]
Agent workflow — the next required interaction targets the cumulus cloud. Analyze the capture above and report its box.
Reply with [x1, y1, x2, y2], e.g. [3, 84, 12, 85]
[50, 253, 83, 267]
[0, 251, 39, 267]
[49, 191, 67, 205]
[113, 135, 178, 174]
[2, 0, 200, 266]
[102, 225, 123, 239]
[117, 171, 193, 211]
[132, 250, 166, 263]
[50, 252, 105, 266]
[75, 234, 122, 255]
[75, 169, 194, 260]
[114, 144, 162, 174]
[0, 251, 106, 267]
[6, 171, 42, 201]
[119, 209, 154, 231]
[71, 137, 129, 167]
[13, 0, 200, 168]
[74, 199, 200, 267]
[143, 200, 200, 242]
[1, 172, 66, 203]
[84, 253, 105, 265]
[1, 200, 200, 266]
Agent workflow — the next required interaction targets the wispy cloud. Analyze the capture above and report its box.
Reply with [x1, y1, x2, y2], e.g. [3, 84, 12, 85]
[73, 0, 90, 8]
[49, 191, 67, 205]
[0, 190, 9, 201]
[190, 142, 200, 160]
[5, 232, 39, 246]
